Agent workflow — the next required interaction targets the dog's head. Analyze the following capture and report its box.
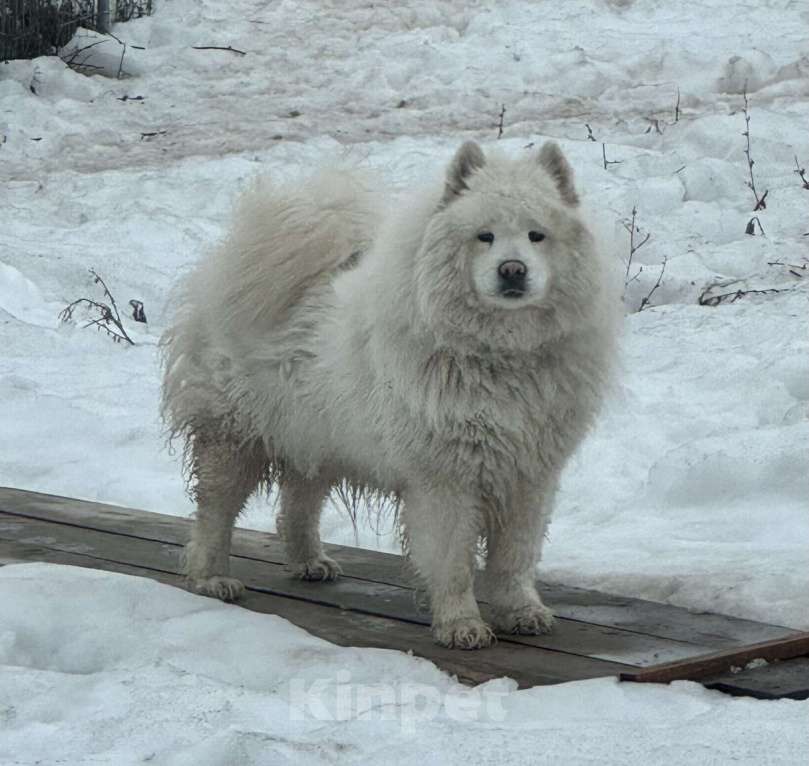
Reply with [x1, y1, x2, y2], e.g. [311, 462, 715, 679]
[414, 140, 602, 349]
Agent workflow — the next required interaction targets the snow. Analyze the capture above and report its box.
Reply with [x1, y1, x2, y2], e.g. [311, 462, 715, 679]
[1, 564, 808, 766]
[1, 0, 808, 761]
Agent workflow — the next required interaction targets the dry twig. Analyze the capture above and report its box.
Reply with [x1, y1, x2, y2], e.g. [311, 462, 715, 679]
[622, 206, 651, 288]
[59, 269, 141, 345]
[602, 143, 622, 170]
[794, 156, 809, 190]
[105, 30, 128, 79]
[767, 259, 807, 278]
[741, 85, 768, 211]
[61, 38, 108, 73]
[497, 104, 506, 139]
[698, 282, 793, 307]
[644, 118, 663, 135]
[191, 45, 247, 55]
[622, 206, 665, 311]
[639, 256, 667, 312]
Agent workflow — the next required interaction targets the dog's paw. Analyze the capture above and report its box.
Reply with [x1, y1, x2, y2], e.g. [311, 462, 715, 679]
[187, 575, 245, 602]
[291, 555, 342, 582]
[493, 603, 555, 635]
[433, 617, 496, 650]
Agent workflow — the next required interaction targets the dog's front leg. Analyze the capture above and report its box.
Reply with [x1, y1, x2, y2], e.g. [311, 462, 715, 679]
[277, 471, 341, 581]
[402, 484, 494, 649]
[482, 482, 555, 635]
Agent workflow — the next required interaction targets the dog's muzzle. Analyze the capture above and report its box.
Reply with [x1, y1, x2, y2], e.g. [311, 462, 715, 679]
[497, 260, 527, 298]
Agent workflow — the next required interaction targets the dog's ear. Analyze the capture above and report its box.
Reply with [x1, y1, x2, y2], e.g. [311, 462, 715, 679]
[442, 141, 486, 204]
[537, 141, 579, 206]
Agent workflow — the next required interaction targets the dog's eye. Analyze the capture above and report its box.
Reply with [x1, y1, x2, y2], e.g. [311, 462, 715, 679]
[477, 232, 494, 244]
[528, 231, 545, 243]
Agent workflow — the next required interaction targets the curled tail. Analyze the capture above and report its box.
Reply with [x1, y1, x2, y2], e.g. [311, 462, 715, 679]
[212, 166, 380, 333]
[160, 166, 380, 467]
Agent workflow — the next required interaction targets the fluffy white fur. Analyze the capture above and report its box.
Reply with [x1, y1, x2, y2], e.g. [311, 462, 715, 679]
[161, 141, 620, 649]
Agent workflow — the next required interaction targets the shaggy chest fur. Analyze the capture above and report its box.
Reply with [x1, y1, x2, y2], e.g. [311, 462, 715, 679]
[398, 342, 601, 499]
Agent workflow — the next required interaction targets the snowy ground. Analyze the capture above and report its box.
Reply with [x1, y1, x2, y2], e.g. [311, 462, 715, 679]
[1, 0, 809, 762]
[2, 564, 808, 766]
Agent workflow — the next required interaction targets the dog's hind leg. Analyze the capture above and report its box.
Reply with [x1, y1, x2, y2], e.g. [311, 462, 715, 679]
[184, 429, 267, 601]
[401, 485, 494, 650]
[277, 471, 341, 581]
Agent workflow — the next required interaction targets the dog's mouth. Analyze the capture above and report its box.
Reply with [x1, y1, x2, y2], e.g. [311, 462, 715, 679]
[499, 287, 526, 299]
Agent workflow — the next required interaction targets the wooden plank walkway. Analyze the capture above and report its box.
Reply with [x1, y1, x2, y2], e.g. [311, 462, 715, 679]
[1, 486, 807, 698]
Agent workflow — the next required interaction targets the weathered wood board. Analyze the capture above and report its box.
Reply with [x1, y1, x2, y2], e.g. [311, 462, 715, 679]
[0, 486, 806, 698]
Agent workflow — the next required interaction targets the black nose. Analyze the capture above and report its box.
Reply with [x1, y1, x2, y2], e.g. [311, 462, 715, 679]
[498, 260, 527, 281]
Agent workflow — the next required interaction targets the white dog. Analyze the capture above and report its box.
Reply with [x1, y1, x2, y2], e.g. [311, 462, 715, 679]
[161, 141, 618, 649]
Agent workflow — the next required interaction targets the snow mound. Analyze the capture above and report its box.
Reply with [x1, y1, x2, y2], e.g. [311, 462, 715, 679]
[0, 262, 60, 328]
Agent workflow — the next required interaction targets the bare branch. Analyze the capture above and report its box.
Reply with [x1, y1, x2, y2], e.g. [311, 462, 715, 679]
[191, 45, 247, 56]
[625, 265, 643, 286]
[794, 155, 809, 190]
[602, 143, 622, 170]
[644, 118, 663, 135]
[698, 282, 794, 307]
[61, 38, 108, 73]
[639, 256, 667, 311]
[622, 206, 651, 289]
[105, 30, 128, 79]
[622, 206, 664, 311]
[741, 84, 768, 212]
[59, 270, 137, 346]
[768, 258, 807, 277]
[89, 269, 126, 327]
